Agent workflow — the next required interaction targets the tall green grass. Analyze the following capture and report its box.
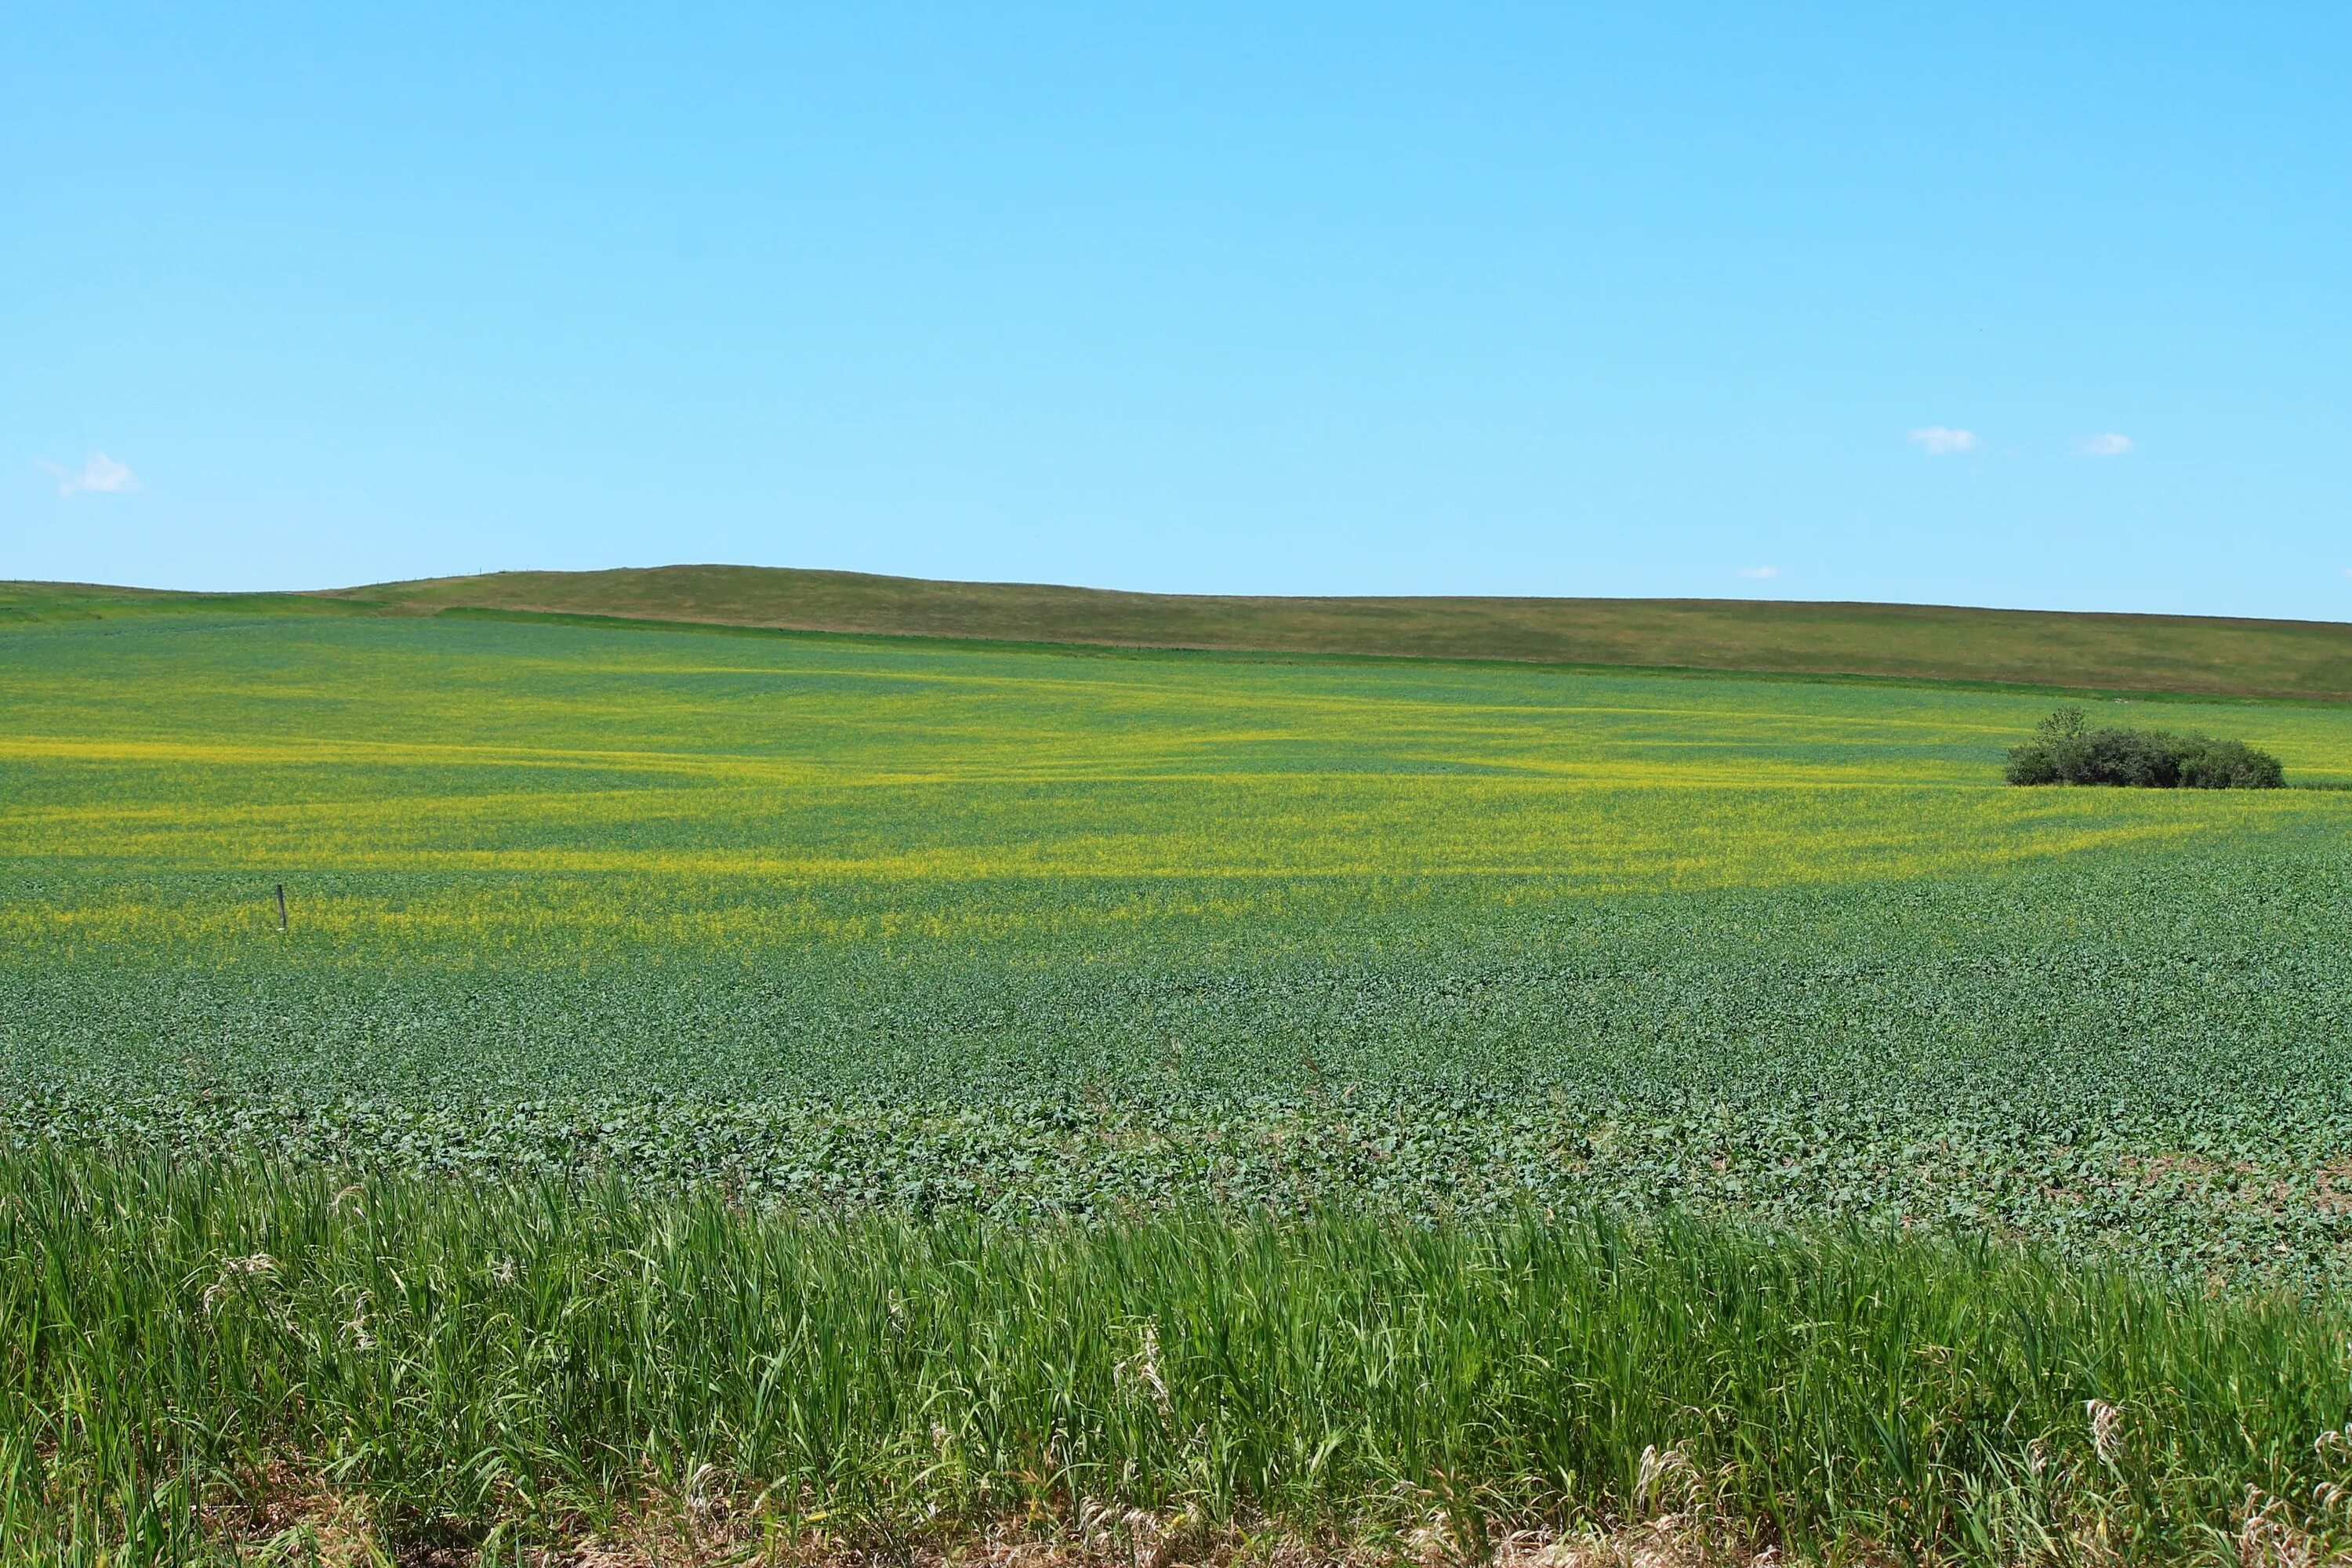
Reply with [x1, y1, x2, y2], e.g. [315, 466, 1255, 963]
[2, 1153, 2348, 1563]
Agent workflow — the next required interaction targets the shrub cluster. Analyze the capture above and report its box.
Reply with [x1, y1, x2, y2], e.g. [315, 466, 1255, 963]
[2005, 706, 2283, 788]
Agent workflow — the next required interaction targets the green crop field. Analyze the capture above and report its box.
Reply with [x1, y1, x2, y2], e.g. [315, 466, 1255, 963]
[8, 603, 2352, 1561]
[11, 607, 2352, 1274]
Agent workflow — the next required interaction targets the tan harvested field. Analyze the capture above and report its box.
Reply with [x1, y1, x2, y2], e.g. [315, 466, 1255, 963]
[9, 563, 2352, 699]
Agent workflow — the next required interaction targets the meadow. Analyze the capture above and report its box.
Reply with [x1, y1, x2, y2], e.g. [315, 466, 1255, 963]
[7, 608, 2352, 1559]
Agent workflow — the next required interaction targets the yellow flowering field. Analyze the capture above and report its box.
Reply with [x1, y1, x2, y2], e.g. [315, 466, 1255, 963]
[5, 610, 2352, 1280]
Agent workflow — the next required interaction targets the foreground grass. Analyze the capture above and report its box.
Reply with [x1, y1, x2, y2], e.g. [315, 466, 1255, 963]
[3, 1154, 2349, 1564]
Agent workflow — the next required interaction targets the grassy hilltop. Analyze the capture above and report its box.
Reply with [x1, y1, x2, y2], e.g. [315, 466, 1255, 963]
[9, 563, 2352, 699]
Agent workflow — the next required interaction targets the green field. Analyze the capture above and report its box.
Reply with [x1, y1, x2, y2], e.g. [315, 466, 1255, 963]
[9, 607, 2352, 1272]
[8, 603, 2352, 1559]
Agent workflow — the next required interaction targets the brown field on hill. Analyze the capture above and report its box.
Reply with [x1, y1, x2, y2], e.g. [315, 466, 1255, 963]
[9, 564, 2352, 699]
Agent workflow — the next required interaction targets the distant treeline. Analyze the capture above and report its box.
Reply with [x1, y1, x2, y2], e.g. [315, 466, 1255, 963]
[2005, 706, 2283, 788]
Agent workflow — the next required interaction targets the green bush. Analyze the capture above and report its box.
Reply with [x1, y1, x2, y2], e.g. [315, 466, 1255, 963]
[2175, 734, 2288, 789]
[2005, 706, 2283, 788]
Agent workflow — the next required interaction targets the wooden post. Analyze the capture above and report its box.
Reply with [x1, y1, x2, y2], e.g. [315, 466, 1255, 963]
[276, 883, 288, 932]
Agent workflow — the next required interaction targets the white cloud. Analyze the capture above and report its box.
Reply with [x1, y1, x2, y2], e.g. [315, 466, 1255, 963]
[1907, 426, 1980, 456]
[38, 452, 140, 498]
[2075, 433, 2134, 456]
[1737, 565, 1780, 580]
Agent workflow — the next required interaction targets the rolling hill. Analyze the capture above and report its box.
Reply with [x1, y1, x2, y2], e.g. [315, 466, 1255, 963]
[8, 563, 2352, 701]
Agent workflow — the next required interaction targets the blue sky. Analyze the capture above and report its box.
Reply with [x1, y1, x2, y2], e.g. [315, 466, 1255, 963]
[7, 5, 2349, 618]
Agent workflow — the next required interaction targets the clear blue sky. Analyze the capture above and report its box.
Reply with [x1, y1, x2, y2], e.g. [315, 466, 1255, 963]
[8, 5, 2349, 618]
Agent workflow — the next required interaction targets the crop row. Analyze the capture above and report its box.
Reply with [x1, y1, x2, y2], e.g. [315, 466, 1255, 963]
[8, 837, 2352, 1283]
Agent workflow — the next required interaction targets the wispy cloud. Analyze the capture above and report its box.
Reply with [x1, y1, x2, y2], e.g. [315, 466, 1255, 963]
[1737, 565, 1780, 580]
[2075, 433, 2133, 456]
[38, 452, 140, 498]
[1907, 426, 1980, 456]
